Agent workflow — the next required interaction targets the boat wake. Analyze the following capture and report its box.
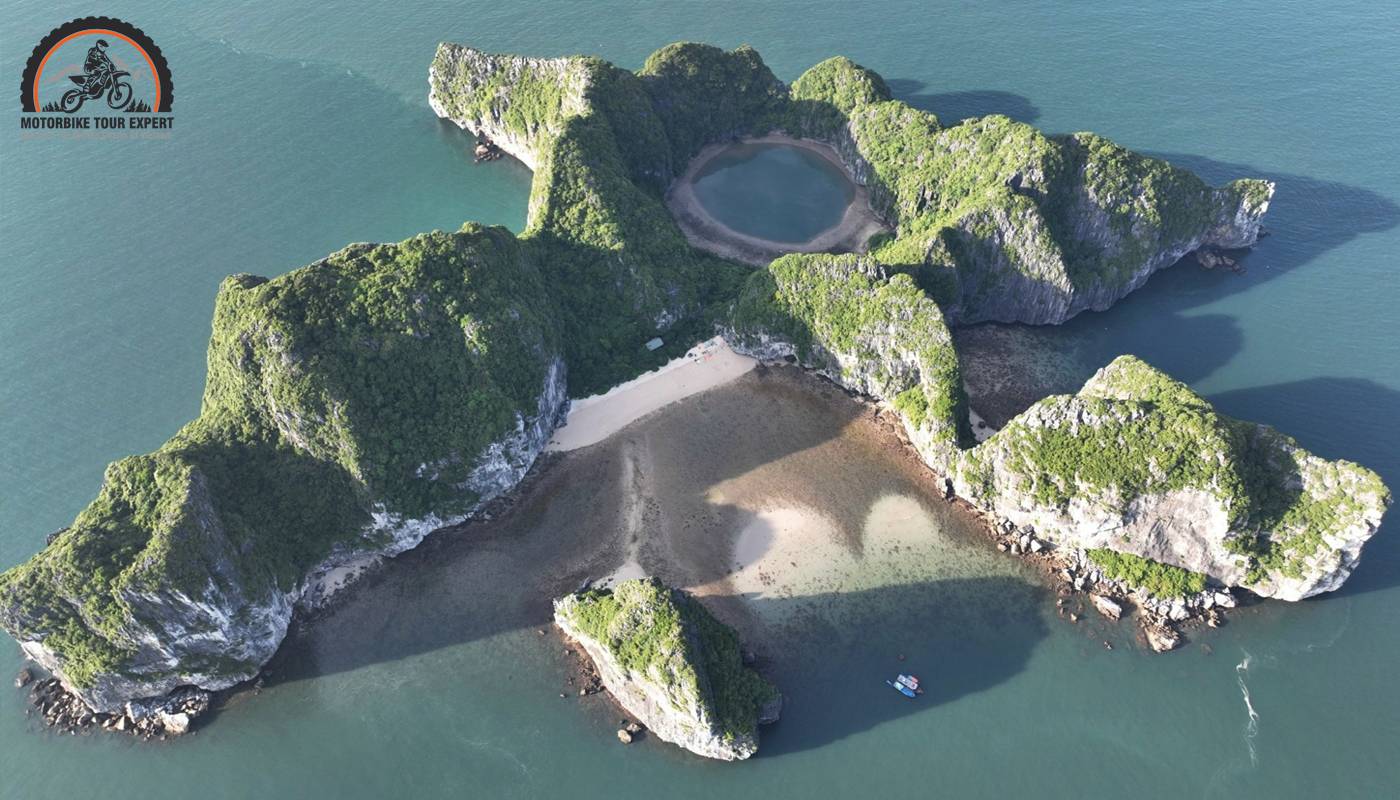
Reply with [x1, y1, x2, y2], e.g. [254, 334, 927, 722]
[1235, 651, 1260, 767]
[1303, 598, 1352, 653]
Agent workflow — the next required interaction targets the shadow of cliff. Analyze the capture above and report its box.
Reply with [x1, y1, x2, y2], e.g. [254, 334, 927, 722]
[258, 367, 1050, 757]
[745, 576, 1048, 757]
[954, 309, 1246, 428]
[953, 153, 1399, 426]
[1143, 151, 1400, 312]
[263, 367, 870, 685]
[885, 79, 1041, 125]
[1208, 377, 1400, 600]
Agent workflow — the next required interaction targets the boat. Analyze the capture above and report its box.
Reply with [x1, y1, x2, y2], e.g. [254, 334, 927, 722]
[897, 674, 923, 694]
[886, 679, 917, 698]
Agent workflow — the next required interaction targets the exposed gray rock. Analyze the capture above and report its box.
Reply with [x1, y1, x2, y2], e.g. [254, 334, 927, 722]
[1143, 622, 1182, 653]
[12, 355, 568, 715]
[428, 44, 590, 171]
[1091, 595, 1123, 621]
[952, 356, 1390, 600]
[553, 579, 780, 761]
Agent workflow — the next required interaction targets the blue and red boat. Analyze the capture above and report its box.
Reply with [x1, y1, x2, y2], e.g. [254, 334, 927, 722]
[886, 673, 923, 698]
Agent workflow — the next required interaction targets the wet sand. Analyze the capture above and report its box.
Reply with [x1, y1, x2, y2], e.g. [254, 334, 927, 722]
[666, 134, 890, 266]
[547, 337, 755, 452]
[271, 367, 1040, 689]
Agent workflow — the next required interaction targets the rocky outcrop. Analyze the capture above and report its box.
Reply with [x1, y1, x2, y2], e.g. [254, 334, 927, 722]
[726, 259, 1387, 605]
[0, 39, 1380, 725]
[726, 253, 967, 468]
[951, 356, 1390, 600]
[779, 57, 1275, 326]
[1091, 594, 1123, 621]
[428, 44, 591, 170]
[0, 226, 568, 712]
[553, 579, 781, 761]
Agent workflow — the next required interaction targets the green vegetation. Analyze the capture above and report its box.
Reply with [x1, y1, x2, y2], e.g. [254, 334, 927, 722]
[784, 56, 891, 140]
[779, 57, 1270, 321]
[0, 41, 1350, 695]
[428, 44, 585, 161]
[0, 226, 560, 685]
[729, 253, 968, 451]
[559, 579, 778, 739]
[1087, 548, 1207, 598]
[966, 357, 1389, 587]
[1227, 444, 1391, 582]
[638, 43, 788, 167]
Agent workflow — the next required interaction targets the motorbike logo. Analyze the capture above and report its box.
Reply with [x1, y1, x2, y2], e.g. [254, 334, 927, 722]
[20, 16, 172, 115]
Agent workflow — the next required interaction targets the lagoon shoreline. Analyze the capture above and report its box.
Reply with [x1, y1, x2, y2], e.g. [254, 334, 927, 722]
[665, 134, 890, 266]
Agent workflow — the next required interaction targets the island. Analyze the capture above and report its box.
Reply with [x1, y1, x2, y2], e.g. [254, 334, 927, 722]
[0, 41, 1389, 751]
[554, 578, 781, 760]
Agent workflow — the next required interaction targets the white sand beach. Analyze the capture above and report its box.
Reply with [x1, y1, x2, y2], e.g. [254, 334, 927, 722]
[546, 337, 757, 452]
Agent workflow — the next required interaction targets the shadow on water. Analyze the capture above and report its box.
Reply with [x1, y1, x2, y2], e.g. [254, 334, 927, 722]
[749, 576, 1048, 757]
[258, 369, 1051, 755]
[1146, 151, 1400, 310]
[955, 155, 1399, 426]
[1208, 377, 1400, 599]
[885, 78, 1041, 124]
[264, 368, 868, 685]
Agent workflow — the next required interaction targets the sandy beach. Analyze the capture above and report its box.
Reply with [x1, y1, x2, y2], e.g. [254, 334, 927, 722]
[546, 337, 757, 451]
[665, 134, 890, 266]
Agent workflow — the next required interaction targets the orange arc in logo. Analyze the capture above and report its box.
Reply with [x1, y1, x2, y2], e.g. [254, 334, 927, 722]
[33, 28, 160, 112]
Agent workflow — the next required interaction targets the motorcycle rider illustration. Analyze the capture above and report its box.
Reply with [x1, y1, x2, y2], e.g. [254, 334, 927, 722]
[57, 37, 133, 112]
[81, 39, 115, 93]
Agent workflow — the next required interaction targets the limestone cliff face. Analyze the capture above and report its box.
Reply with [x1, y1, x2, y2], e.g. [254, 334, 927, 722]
[726, 253, 968, 471]
[428, 42, 755, 396]
[428, 44, 590, 171]
[950, 357, 1390, 600]
[783, 57, 1276, 327]
[0, 227, 568, 711]
[553, 579, 781, 761]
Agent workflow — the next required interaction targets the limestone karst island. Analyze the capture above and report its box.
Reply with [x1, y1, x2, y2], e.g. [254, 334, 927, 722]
[3, 14, 1397, 797]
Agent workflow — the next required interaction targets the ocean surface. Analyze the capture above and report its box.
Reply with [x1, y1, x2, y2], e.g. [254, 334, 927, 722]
[691, 142, 854, 242]
[2, 2, 1398, 797]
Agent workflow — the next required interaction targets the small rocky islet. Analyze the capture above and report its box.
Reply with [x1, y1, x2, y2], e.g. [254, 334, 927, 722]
[0, 41, 1389, 758]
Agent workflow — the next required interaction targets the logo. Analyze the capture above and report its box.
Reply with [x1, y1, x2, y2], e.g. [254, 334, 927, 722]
[19, 16, 172, 133]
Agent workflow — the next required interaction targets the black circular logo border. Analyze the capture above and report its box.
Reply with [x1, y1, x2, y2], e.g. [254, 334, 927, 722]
[20, 16, 173, 112]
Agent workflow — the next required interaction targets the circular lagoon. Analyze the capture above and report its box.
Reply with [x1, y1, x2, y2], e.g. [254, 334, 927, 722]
[691, 142, 855, 243]
[666, 135, 888, 265]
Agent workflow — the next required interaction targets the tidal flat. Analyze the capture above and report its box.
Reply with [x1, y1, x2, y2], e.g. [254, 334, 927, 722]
[267, 366, 1051, 749]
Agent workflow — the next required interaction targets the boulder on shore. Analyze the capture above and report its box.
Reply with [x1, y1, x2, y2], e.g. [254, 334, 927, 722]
[1143, 622, 1182, 653]
[1091, 595, 1124, 621]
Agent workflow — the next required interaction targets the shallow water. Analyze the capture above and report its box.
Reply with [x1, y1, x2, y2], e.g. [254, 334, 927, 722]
[3, 2, 1399, 798]
[690, 143, 854, 243]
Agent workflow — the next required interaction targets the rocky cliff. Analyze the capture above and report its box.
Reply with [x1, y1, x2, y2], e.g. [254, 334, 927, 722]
[429, 42, 751, 395]
[0, 226, 567, 711]
[726, 268, 1388, 602]
[0, 40, 1381, 717]
[726, 252, 968, 466]
[554, 579, 781, 760]
[780, 56, 1275, 325]
[950, 357, 1390, 600]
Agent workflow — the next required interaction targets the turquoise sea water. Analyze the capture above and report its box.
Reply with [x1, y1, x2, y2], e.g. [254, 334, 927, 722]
[691, 143, 854, 242]
[2, 2, 1398, 798]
